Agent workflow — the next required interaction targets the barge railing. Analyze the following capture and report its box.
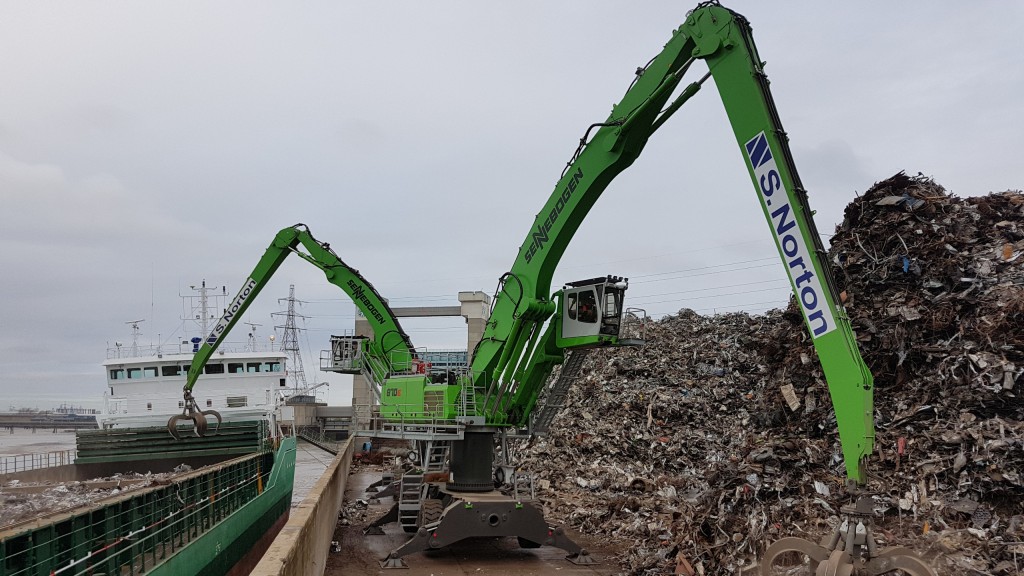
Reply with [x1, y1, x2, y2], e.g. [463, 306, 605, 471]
[0, 449, 76, 475]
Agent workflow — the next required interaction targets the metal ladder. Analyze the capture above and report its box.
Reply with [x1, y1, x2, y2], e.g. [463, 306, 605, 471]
[360, 353, 391, 403]
[424, 440, 449, 472]
[397, 473, 424, 532]
[513, 471, 536, 501]
[531, 349, 591, 436]
[460, 381, 484, 424]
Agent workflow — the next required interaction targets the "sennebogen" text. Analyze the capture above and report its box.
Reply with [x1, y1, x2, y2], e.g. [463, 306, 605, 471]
[524, 167, 584, 264]
[347, 279, 387, 325]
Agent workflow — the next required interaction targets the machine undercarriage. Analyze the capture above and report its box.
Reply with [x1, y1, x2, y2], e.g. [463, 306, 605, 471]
[362, 431, 596, 568]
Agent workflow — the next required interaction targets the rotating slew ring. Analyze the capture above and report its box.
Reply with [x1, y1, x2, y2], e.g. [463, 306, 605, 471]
[760, 498, 936, 576]
[168, 389, 222, 439]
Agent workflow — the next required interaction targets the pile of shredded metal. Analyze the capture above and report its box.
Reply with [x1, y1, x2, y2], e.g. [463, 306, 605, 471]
[521, 173, 1024, 575]
[0, 466, 191, 528]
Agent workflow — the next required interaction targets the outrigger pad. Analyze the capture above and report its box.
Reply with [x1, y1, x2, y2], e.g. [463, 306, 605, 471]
[383, 499, 595, 565]
[566, 550, 598, 565]
[379, 554, 408, 569]
[373, 481, 399, 499]
[364, 502, 399, 535]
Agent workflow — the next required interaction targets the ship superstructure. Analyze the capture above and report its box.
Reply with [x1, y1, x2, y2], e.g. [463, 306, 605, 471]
[99, 281, 294, 429]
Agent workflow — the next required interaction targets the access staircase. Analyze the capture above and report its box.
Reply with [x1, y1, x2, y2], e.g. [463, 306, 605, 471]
[530, 349, 591, 436]
[416, 440, 446, 472]
[396, 472, 424, 532]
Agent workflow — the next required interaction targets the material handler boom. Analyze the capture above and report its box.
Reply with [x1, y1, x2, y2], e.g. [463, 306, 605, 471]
[169, 224, 416, 438]
[376, 3, 935, 574]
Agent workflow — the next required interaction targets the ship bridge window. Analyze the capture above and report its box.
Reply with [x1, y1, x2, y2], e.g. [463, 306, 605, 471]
[266, 361, 282, 372]
[110, 369, 125, 380]
[127, 368, 142, 379]
[228, 363, 244, 374]
[162, 365, 182, 377]
[205, 364, 225, 375]
[143, 367, 158, 378]
[247, 362, 263, 373]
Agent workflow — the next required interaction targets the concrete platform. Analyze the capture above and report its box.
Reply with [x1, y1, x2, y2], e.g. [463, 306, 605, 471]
[326, 467, 623, 575]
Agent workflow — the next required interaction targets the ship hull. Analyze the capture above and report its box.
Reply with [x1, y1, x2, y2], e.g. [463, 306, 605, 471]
[149, 437, 296, 576]
[0, 431, 296, 576]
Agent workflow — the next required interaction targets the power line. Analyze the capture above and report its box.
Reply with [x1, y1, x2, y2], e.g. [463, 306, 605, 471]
[273, 270, 793, 327]
[556, 239, 774, 271]
[630, 277, 790, 299]
[301, 293, 457, 304]
[290, 255, 785, 307]
[352, 244, 792, 291]
[647, 296, 793, 318]
[632, 285, 792, 307]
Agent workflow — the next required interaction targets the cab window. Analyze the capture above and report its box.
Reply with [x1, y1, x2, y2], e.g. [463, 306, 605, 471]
[604, 290, 622, 318]
[578, 290, 598, 323]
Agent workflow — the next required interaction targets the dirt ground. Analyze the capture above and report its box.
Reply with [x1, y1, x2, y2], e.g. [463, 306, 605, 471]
[325, 464, 628, 576]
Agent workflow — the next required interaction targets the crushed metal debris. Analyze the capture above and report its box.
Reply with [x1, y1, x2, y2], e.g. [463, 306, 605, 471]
[0, 467, 191, 528]
[521, 173, 1024, 575]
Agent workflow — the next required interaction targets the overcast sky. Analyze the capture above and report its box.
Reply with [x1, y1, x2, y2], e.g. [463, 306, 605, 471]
[1, 1, 1021, 410]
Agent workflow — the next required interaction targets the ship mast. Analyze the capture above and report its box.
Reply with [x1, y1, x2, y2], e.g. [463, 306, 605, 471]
[189, 280, 227, 338]
[244, 322, 263, 352]
[125, 319, 144, 357]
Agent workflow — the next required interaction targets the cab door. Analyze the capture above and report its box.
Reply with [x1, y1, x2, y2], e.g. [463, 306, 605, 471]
[560, 286, 602, 340]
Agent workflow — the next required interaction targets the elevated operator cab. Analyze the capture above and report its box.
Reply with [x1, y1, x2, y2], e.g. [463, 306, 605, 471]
[556, 275, 644, 348]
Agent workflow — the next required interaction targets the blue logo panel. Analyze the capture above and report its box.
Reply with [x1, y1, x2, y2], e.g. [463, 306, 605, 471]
[745, 133, 773, 169]
[745, 130, 836, 339]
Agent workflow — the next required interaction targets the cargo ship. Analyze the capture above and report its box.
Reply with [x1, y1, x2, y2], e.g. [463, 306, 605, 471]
[0, 283, 305, 576]
[0, 421, 295, 576]
[100, 286, 291, 431]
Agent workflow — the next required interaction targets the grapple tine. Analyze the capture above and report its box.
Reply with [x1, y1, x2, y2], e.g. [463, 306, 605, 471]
[865, 548, 938, 576]
[201, 410, 222, 435]
[760, 537, 830, 575]
[762, 524, 936, 576]
[193, 411, 208, 437]
[167, 414, 186, 440]
[819, 549, 854, 576]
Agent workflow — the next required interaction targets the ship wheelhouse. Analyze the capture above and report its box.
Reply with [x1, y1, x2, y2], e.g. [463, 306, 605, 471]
[101, 350, 288, 428]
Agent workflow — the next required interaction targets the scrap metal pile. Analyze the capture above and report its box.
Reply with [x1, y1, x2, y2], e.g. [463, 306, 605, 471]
[0, 465, 192, 528]
[520, 173, 1023, 575]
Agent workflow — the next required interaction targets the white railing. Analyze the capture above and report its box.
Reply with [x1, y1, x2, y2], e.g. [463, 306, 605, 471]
[106, 339, 284, 360]
[353, 386, 481, 440]
[621, 307, 649, 343]
[321, 333, 363, 374]
[0, 449, 76, 475]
